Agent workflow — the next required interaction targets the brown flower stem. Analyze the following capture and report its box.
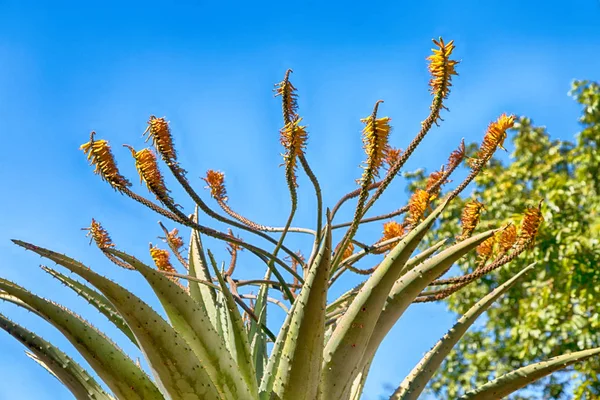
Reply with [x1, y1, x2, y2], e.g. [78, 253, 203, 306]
[166, 163, 306, 267]
[123, 186, 303, 283]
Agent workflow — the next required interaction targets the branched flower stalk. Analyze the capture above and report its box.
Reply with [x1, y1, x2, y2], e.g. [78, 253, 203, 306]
[3, 38, 596, 400]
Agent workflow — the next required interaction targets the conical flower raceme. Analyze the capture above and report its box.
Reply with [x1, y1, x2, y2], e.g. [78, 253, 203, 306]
[274, 69, 298, 123]
[84, 219, 115, 250]
[149, 244, 177, 274]
[425, 166, 450, 199]
[80, 132, 131, 192]
[125, 146, 173, 204]
[406, 189, 431, 225]
[144, 116, 179, 165]
[498, 224, 517, 254]
[334, 241, 355, 260]
[517, 204, 544, 248]
[360, 102, 392, 185]
[476, 235, 496, 259]
[427, 37, 459, 102]
[203, 170, 228, 202]
[469, 114, 515, 168]
[280, 117, 308, 187]
[446, 139, 466, 169]
[384, 146, 403, 171]
[458, 200, 485, 240]
[165, 228, 184, 251]
[374, 220, 406, 253]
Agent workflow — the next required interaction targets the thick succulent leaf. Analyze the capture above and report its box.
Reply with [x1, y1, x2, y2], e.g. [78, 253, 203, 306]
[459, 347, 600, 399]
[325, 239, 447, 317]
[13, 240, 221, 400]
[108, 249, 257, 400]
[0, 277, 162, 400]
[41, 265, 138, 346]
[359, 229, 497, 374]
[0, 291, 41, 316]
[271, 224, 332, 400]
[207, 252, 258, 396]
[187, 216, 220, 331]
[0, 313, 111, 400]
[258, 299, 298, 399]
[321, 200, 449, 399]
[392, 264, 535, 400]
[349, 360, 371, 400]
[249, 297, 268, 386]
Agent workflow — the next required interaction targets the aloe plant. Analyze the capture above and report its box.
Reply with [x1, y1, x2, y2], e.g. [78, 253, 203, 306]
[1, 37, 598, 400]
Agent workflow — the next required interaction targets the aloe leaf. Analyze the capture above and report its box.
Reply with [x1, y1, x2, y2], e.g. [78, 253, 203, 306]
[258, 297, 299, 399]
[0, 313, 112, 400]
[320, 200, 449, 399]
[41, 265, 138, 346]
[13, 239, 221, 400]
[459, 347, 600, 400]
[358, 229, 496, 375]
[271, 224, 332, 400]
[206, 251, 258, 396]
[187, 211, 220, 331]
[325, 238, 447, 316]
[349, 360, 372, 400]
[0, 276, 162, 400]
[0, 291, 41, 316]
[108, 248, 257, 400]
[392, 264, 535, 400]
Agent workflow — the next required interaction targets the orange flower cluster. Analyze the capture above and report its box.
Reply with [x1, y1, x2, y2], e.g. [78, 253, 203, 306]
[427, 38, 459, 101]
[476, 235, 496, 259]
[166, 228, 184, 251]
[498, 224, 517, 254]
[384, 146, 403, 170]
[145, 116, 178, 163]
[459, 200, 485, 240]
[126, 147, 172, 203]
[518, 204, 544, 248]
[149, 245, 176, 274]
[280, 118, 309, 186]
[360, 102, 392, 184]
[84, 218, 115, 249]
[203, 170, 228, 202]
[80, 132, 131, 191]
[407, 189, 431, 225]
[470, 114, 515, 168]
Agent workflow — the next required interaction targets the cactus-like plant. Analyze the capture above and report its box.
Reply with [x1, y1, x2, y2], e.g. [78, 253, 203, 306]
[1, 38, 598, 400]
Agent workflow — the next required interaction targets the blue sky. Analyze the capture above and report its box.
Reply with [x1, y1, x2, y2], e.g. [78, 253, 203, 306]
[1, 1, 599, 399]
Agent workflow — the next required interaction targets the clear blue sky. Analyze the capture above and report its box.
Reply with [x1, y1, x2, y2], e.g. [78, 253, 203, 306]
[1, 1, 599, 399]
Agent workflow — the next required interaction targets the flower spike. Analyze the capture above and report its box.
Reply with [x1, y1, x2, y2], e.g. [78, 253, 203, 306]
[80, 132, 131, 192]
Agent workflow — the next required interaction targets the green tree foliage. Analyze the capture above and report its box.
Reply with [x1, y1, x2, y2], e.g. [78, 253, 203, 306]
[421, 80, 600, 399]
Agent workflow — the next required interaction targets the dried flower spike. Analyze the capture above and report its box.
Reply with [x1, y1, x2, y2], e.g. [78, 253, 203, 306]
[125, 146, 173, 204]
[458, 200, 485, 240]
[360, 101, 391, 185]
[144, 116, 178, 164]
[83, 218, 115, 249]
[274, 69, 298, 123]
[407, 189, 431, 225]
[80, 132, 131, 192]
[203, 170, 228, 202]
